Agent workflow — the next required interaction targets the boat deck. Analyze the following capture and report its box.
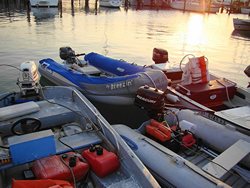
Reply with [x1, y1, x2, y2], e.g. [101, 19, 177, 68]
[179, 146, 250, 188]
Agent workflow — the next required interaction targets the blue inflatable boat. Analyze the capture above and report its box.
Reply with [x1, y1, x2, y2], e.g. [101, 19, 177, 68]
[38, 47, 168, 105]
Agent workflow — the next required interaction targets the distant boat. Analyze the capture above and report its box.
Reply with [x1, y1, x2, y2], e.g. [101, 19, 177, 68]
[99, 0, 122, 8]
[128, 0, 168, 7]
[29, 0, 59, 7]
[169, 0, 220, 13]
[233, 18, 250, 31]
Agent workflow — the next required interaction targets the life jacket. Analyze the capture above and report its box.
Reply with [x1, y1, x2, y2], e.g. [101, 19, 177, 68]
[181, 56, 210, 85]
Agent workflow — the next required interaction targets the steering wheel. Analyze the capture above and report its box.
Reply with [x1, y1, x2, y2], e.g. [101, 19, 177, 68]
[11, 118, 41, 135]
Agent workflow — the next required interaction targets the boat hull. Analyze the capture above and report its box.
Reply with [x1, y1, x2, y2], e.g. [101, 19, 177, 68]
[241, 7, 250, 14]
[99, 0, 122, 7]
[233, 18, 250, 31]
[169, 0, 220, 13]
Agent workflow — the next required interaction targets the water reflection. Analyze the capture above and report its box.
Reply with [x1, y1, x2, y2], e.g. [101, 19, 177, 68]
[186, 14, 205, 45]
[0, 0, 28, 23]
[0, 0, 107, 20]
[99, 6, 121, 13]
[0, 0, 28, 10]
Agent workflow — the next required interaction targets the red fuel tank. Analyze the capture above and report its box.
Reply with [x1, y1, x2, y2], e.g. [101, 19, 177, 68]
[32, 152, 89, 182]
[146, 119, 172, 142]
[82, 146, 120, 178]
[12, 179, 73, 188]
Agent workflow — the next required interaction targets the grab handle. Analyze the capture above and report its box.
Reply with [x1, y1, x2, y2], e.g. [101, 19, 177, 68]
[176, 84, 191, 96]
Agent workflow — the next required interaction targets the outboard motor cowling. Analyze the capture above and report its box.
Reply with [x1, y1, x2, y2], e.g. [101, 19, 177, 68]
[59, 47, 86, 66]
[59, 47, 76, 61]
[18, 61, 40, 96]
[152, 48, 168, 64]
[135, 85, 165, 119]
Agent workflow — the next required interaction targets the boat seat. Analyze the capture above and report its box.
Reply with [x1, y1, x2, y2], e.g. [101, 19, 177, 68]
[215, 106, 250, 130]
[0, 102, 40, 121]
[0, 100, 76, 137]
[69, 63, 101, 75]
[202, 139, 250, 179]
[77, 65, 101, 75]
[56, 131, 102, 154]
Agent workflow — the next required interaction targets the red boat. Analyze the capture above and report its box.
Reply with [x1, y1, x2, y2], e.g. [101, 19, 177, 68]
[147, 48, 250, 132]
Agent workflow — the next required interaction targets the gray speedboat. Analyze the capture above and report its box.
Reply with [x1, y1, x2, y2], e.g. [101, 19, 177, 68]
[0, 61, 159, 188]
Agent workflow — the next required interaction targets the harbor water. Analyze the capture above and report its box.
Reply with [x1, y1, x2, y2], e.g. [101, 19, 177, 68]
[0, 0, 250, 125]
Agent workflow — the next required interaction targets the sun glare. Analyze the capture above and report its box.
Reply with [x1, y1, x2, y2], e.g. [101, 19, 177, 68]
[185, 15, 206, 45]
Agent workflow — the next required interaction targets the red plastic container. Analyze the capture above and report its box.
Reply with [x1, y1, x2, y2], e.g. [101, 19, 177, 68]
[82, 146, 120, 178]
[12, 179, 73, 188]
[32, 152, 89, 182]
[146, 125, 171, 142]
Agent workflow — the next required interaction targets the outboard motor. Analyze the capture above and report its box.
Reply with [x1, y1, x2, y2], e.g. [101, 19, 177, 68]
[60, 47, 77, 64]
[134, 85, 165, 120]
[59, 47, 86, 66]
[18, 61, 40, 96]
[152, 48, 168, 64]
